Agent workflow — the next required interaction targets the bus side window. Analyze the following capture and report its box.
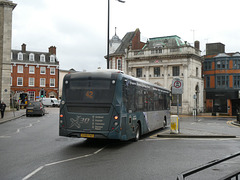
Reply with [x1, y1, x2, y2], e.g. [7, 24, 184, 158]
[136, 88, 144, 111]
[143, 90, 148, 111]
[123, 81, 129, 112]
[128, 84, 136, 112]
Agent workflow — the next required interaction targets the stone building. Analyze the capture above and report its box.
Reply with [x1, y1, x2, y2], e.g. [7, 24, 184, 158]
[59, 68, 76, 99]
[0, 0, 16, 108]
[106, 29, 204, 114]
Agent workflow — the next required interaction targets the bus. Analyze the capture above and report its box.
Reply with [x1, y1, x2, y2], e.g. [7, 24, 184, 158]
[59, 70, 170, 141]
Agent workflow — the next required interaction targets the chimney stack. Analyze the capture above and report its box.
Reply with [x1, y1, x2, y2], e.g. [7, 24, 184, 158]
[21, 43, 26, 53]
[194, 41, 200, 50]
[49, 46, 56, 55]
[206, 43, 225, 55]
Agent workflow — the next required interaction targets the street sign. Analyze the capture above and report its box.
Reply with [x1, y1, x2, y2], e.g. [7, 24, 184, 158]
[172, 78, 183, 94]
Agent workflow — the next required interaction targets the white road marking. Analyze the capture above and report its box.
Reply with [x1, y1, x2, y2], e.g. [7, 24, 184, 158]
[0, 120, 40, 138]
[22, 146, 107, 180]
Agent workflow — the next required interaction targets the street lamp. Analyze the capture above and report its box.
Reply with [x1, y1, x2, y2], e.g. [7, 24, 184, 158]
[107, 0, 125, 69]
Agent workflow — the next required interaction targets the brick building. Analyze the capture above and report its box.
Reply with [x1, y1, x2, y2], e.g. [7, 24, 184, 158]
[11, 44, 59, 106]
[203, 43, 240, 116]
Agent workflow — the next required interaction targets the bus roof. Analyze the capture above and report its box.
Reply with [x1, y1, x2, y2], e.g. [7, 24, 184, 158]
[65, 70, 170, 93]
[121, 73, 170, 93]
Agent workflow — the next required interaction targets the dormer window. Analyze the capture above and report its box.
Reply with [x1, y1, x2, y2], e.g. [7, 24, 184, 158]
[29, 53, 34, 61]
[50, 55, 55, 63]
[18, 52, 23, 60]
[40, 54, 45, 62]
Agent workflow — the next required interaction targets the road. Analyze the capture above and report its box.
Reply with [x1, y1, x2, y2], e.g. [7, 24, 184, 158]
[0, 108, 239, 180]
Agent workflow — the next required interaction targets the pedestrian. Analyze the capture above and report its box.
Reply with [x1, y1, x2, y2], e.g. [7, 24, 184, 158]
[1, 102, 6, 118]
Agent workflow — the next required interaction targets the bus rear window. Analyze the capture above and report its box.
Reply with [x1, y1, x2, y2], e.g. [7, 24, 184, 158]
[65, 79, 115, 103]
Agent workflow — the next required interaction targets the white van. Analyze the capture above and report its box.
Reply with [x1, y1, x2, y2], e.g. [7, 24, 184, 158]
[40, 98, 60, 107]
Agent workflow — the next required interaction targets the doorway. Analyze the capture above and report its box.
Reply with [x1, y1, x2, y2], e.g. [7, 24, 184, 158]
[231, 99, 240, 116]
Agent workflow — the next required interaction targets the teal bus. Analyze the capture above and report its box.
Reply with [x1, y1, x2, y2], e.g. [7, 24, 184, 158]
[59, 70, 170, 141]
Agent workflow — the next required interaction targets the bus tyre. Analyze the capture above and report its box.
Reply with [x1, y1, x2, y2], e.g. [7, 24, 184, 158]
[134, 123, 141, 142]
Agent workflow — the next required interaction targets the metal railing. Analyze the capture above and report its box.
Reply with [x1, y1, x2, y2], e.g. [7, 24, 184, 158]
[177, 151, 240, 180]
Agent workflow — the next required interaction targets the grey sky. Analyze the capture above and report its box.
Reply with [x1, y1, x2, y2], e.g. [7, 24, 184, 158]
[11, 0, 240, 71]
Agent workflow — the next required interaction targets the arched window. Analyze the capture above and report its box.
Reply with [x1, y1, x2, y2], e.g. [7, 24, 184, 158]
[50, 55, 55, 63]
[40, 54, 45, 62]
[29, 53, 35, 61]
[18, 52, 23, 60]
[117, 59, 122, 70]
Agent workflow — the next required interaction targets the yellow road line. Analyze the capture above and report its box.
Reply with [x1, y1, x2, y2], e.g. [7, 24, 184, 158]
[227, 120, 240, 128]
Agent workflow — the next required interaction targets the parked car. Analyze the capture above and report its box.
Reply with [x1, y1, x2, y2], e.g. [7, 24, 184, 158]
[52, 99, 60, 107]
[26, 101, 45, 116]
[40, 98, 60, 107]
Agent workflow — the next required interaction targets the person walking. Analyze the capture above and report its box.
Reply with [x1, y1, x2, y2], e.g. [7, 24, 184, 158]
[1, 102, 6, 118]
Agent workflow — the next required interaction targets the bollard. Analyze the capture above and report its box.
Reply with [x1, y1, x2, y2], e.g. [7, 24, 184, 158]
[170, 115, 179, 134]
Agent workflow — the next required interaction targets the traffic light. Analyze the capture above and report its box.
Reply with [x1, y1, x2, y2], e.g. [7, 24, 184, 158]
[40, 89, 45, 98]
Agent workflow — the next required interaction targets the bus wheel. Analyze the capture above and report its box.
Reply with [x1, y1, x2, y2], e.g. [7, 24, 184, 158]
[134, 123, 141, 142]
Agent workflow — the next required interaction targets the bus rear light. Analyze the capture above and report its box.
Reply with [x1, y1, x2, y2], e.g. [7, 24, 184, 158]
[114, 115, 119, 120]
[60, 114, 63, 118]
[114, 122, 118, 126]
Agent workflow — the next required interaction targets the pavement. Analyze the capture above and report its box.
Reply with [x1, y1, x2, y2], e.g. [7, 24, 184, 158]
[158, 115, 240, 139]
[0, 109, 239, 138]
[0, 109, 26, 124]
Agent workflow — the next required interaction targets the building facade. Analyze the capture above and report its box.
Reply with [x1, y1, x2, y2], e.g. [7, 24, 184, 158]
[108, 28, 145, 72]
[11, 44, 59, 106]
[203, 43, 240, 116]
[59, 68, 76, 99]
[0, 0, 16, 108]
[107, 29, 204, 114]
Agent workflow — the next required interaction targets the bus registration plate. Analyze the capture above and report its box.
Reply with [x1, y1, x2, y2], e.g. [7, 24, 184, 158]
[81, 133, 94, 138]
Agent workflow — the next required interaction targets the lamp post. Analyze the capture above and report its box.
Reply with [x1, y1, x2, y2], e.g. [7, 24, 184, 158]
[107, 0, 125, 69]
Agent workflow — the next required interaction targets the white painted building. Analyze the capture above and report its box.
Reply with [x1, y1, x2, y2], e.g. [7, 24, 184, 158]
[125, 36, 204, 114]
[106, 30, 203, 114]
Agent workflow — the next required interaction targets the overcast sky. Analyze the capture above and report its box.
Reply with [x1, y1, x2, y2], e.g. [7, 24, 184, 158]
[11, 0, 240, 71]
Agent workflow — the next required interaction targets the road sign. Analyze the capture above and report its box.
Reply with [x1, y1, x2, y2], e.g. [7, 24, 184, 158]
[172, 78, 183, 94]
